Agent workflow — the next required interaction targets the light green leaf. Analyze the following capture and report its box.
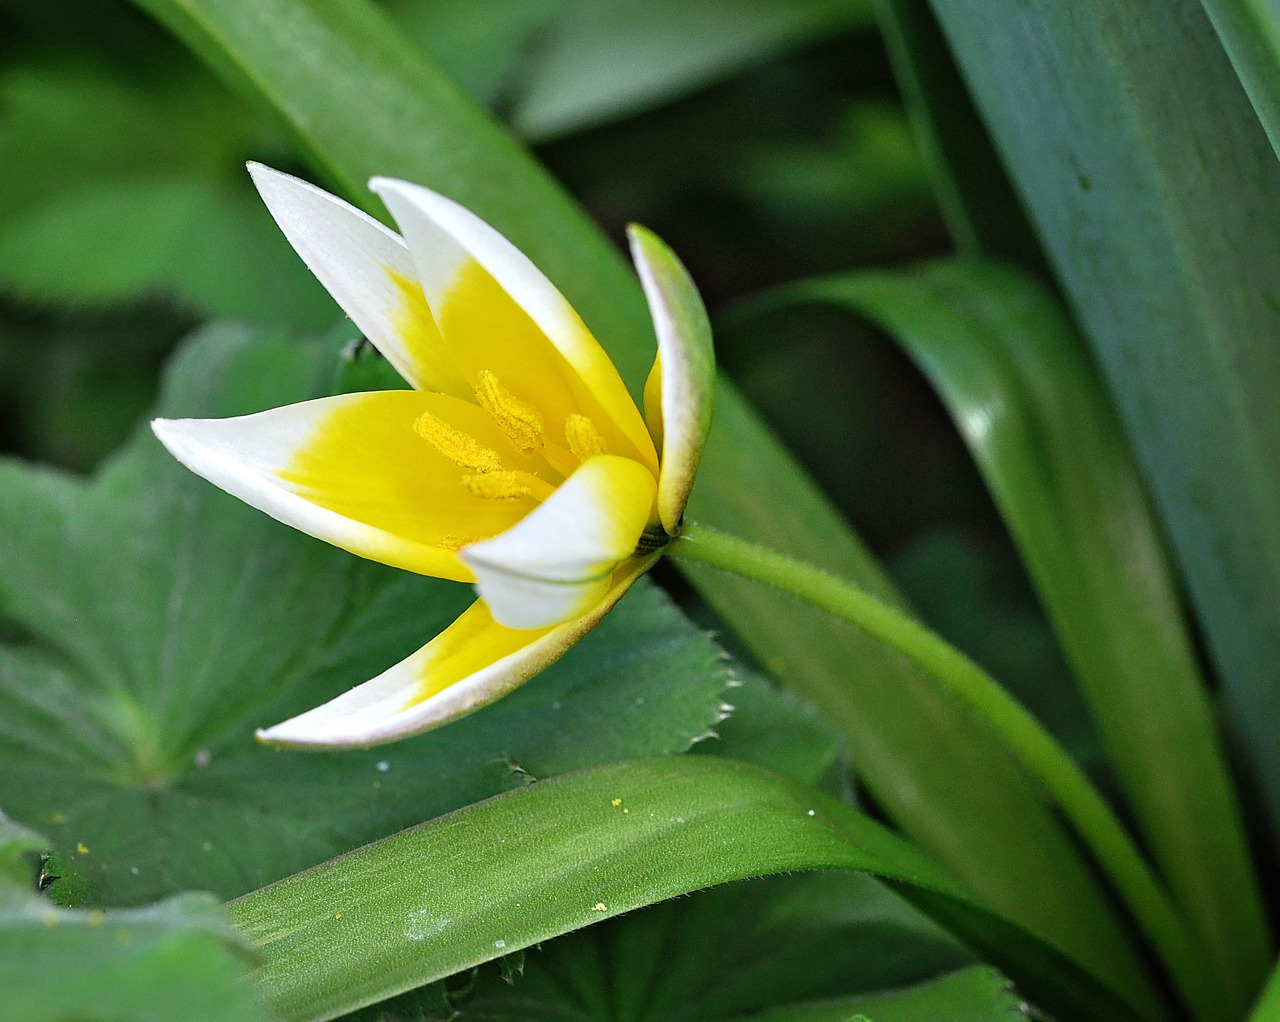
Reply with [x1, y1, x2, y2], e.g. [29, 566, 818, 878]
[230, 757, 1146, 1022]
[919, 2, 1280, 1010]
[755, 257, 1265, 1020]
[127, 0, 1148, 993]
[0, 323, 730, 908]
[508, 0, 876, 142]
[1199, 0, 1280, 162]
[0, 890, 269, 1022]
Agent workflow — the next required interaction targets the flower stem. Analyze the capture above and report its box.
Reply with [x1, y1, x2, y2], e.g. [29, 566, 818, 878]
[667, 521, 1221, 1022]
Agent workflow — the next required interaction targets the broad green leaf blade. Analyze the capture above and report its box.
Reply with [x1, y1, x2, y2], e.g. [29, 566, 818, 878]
[377, 871, 969, 1021]
[921, 9, 1280, 1007]
[0, 819, 268, 1022]
[229, 757, 1146, 1022]
[508, 0, 875, 142]
[0, 323, 729, 907]
[1199, 1, 1280, 162]
[127, 0, 1145, 992]
[746, 966, 1022, 1022]
[758, 259, 1265, 1018]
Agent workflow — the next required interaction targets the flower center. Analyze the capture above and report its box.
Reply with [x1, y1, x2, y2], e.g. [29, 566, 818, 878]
[475, 369, 544, 454]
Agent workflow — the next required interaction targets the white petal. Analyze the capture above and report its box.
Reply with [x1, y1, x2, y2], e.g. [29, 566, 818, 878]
[629, 225, 715, 534]
[249, 163, 467, 395]
[149, 391, 543, 583]
[256, 562, 651, 748]
[461, 456, 657, 629]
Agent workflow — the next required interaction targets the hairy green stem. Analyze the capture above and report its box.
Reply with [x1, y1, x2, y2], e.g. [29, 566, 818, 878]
[667, 521, 1220, 1022]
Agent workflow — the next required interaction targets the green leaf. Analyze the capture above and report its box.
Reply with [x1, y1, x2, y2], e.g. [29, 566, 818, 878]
[124, 0, 1151, 998]
[0, 811, 46, 893]
[0, 890, 270, 1022]
[0, 820, 268, 1022]
[755, 258, 1266, 1019]
[1199, 0, 1280, 163]
[439, 873, 967, 1022]
[229, 757, 1146, 1022]
[0, 322, 730, 907]
[916, 2, 1280, 1009]
[873, 0, 1044, 269]
[0, 61, 331, 325]
[746, 966, 1022, 1022]
[507, 0, 876, 142]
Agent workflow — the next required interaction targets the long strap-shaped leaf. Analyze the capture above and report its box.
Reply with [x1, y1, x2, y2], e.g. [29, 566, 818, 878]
[918, 2, 1280, 1009]
[228, 757, 1146, 1022]
[128, 0, 1147, 994]
[750, 258, 1265, 1022]
[1199, 0, 1280, 163]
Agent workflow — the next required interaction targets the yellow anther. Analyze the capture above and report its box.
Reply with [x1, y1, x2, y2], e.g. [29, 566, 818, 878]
[462, 471, 533, 501]
[414, 412, 506, 473]
[476, 370, 544, 453]
[439, 533, 479, 552]
[565, 413, 609, 461]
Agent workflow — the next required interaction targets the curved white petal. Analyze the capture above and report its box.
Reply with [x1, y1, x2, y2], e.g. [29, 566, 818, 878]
[461, 455, 657, 630]
[255, 560, 653, 748]
[150, 391, 539, 583]
[629, 225, 715, 534]
[248, 163, 468, 396]
[369, 176, 656, 464]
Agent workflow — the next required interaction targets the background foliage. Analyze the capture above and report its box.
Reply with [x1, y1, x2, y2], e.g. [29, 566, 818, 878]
[5, 0, 1280, 1020]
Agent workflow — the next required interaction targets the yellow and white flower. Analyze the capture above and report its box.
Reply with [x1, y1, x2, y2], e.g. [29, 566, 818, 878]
[151, 165, 714, 748]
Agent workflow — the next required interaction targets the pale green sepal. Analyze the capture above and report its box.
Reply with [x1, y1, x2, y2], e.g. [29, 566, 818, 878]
[627, 224, 715, 535]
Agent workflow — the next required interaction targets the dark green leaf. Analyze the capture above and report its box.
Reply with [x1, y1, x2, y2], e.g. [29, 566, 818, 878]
[0, 61, 330, 325]
[918, 1, 1280, 1008]
[0, 323, 730, 907]
[746, 965, 1022, 1022]
[508, 0, 876, 142]
[873, 0, 1043, 269]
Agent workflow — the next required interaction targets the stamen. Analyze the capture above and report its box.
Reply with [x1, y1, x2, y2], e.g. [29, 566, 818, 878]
[476, 370, 544, 453]
[565, 413, 610, 461]
[414, 411, 507, 472]
[439, 533, 479, 552]
[462, 471, 534, 501]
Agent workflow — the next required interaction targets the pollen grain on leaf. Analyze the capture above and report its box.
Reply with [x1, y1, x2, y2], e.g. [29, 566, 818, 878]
[565, 413, 610, 461]
[414, 411, 506, 473]
[476, 370, 545, 453]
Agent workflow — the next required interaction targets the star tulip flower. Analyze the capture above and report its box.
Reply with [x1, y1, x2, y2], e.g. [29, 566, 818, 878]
[151, 166, 713, 749]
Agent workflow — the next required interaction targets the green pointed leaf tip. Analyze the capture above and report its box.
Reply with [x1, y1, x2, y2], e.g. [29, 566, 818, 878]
[230, 757, 1146, 1022]
[0, 323, 731, 907]
[127, 0, 1146, 989]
